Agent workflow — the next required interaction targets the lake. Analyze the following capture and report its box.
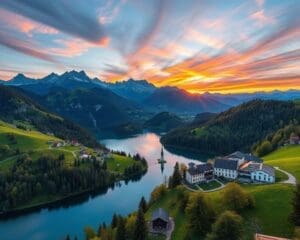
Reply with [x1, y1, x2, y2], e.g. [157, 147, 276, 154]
[0, 133, 210, 240]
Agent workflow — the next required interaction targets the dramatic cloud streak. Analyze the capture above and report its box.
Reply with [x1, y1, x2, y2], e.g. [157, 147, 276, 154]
[0, 0, 299, 93]
[0, 0, 107, 44]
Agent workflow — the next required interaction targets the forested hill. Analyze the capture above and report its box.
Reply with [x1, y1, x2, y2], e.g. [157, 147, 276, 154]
[143, 112, 184, 132]
[0, 85, 99, 147]
[161, 99, 300, 155]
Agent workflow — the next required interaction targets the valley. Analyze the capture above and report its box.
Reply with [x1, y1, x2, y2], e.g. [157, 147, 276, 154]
[0, 73, 299, 240]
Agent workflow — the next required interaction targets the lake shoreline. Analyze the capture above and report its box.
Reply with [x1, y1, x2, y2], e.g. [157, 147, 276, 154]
[0, 169, 147, 220]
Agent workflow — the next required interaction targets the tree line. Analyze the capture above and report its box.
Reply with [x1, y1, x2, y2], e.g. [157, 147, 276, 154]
[161, 100, 300, 155]
[0, 151, 147, 212]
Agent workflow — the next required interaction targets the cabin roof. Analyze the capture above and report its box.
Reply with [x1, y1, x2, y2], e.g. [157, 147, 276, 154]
[151, 208, 169, 222]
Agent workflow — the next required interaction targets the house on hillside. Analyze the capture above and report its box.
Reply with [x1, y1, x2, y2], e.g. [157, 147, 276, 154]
[239, 162, 275, 183]
[79, 153, 91, 160]
[71, 139, 80, 146]
[150, 208, 170, 232]
[254, 233, 290, 240]
[52, 141, 64, 148]
[185, 162, 214, 184]
[289, 132, 300, 145]
[213, 158, 239, 179]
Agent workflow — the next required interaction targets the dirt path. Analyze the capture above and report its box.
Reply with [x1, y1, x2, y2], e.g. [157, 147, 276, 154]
[166, 218, 175, 240]
[183, 179, 226, 193]
[275, 166, 297, 185]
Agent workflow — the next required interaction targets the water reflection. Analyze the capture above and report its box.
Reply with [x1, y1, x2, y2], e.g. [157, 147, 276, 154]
[0, 133, 211, 240]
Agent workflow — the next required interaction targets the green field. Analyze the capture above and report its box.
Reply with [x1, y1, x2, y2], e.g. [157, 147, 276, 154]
[275, 169, 289, 182]
[264, 145, 300, 181]
[0, 121, 58, 151]
[107, 154, 137, 173]
[198, 180, 222, 191]
[0, 121, 81, 170]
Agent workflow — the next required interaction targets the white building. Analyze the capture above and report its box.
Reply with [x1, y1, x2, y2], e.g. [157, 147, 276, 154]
[186, 162, 214, 184]
[239, 162, 275, 183]
[213, 158, 239, 179]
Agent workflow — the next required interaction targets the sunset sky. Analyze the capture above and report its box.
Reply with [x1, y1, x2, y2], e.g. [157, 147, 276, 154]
[0, 0, 299, 93]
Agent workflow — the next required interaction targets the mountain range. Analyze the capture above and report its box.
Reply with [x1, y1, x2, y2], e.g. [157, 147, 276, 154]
[2, 71, 299, 110]
[1, 71, 300, 136]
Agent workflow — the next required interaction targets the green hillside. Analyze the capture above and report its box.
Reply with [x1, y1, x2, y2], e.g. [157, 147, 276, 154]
[0, 121, 76, 171]
[0, 121, 147, 212]
[264, 145, 300, 181]
[144, 146, 299, 240]
[161, 99, 300, 155]
[146, 184, 294, 240]
[0, 85, 99, 147]
[144, 112, 184, 132]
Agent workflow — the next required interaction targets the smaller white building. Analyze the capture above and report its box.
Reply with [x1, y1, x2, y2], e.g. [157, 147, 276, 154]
[186, 162, 214, 184]
[239, 162, 275, 183]
[213, 158, 239, 179]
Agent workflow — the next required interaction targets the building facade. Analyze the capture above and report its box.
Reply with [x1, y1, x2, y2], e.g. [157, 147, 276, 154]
[239, 162, 275, 183]
[213, 158, 239, 179]
[186, 162, 214, 184]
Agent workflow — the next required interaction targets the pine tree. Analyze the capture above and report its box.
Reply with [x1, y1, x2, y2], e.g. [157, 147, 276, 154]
[116, 216, 126, 240]
[97, 224, 102, 237]
[111, 213, 118, 228]
[133, 206, 147, 240]
[171, 162, 182, 188]
[186, 192, 215, 235]
[291, 184, 300, 226]
[139, 196, 147, 213]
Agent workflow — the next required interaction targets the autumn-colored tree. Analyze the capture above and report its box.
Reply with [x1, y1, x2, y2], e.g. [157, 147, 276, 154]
[186, 192, 216, 235]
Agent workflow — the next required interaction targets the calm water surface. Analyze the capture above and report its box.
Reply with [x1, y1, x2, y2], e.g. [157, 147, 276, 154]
[0, 133, 210, 240]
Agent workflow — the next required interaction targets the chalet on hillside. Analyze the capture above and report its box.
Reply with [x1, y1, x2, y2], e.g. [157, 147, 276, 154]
[214, 158, 239, 179]
[289, 132, 300, 145]
[185, 162, 214, 184]
[151, 208, 170, 231]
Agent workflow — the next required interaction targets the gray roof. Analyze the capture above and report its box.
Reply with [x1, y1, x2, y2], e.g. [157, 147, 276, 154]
[227, 151, 262, 163]
[228, 151, 245, 159]
[240, 163, 274, 176]
[187, 163, 213, 175]
[152, 208, 169, 222]
[261, 164, 275, 176]
[214, 158, 238, 170]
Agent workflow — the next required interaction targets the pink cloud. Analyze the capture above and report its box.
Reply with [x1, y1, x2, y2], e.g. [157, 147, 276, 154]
[0, 8, 58, 36]
[49, 37, 110, 57]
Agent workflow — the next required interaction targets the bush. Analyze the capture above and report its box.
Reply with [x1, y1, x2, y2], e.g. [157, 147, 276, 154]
[223, 183, 255, 212]
[150, 184, 167, 203]
[186, 192, 216, 235]
[207, 211, 243, 240]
